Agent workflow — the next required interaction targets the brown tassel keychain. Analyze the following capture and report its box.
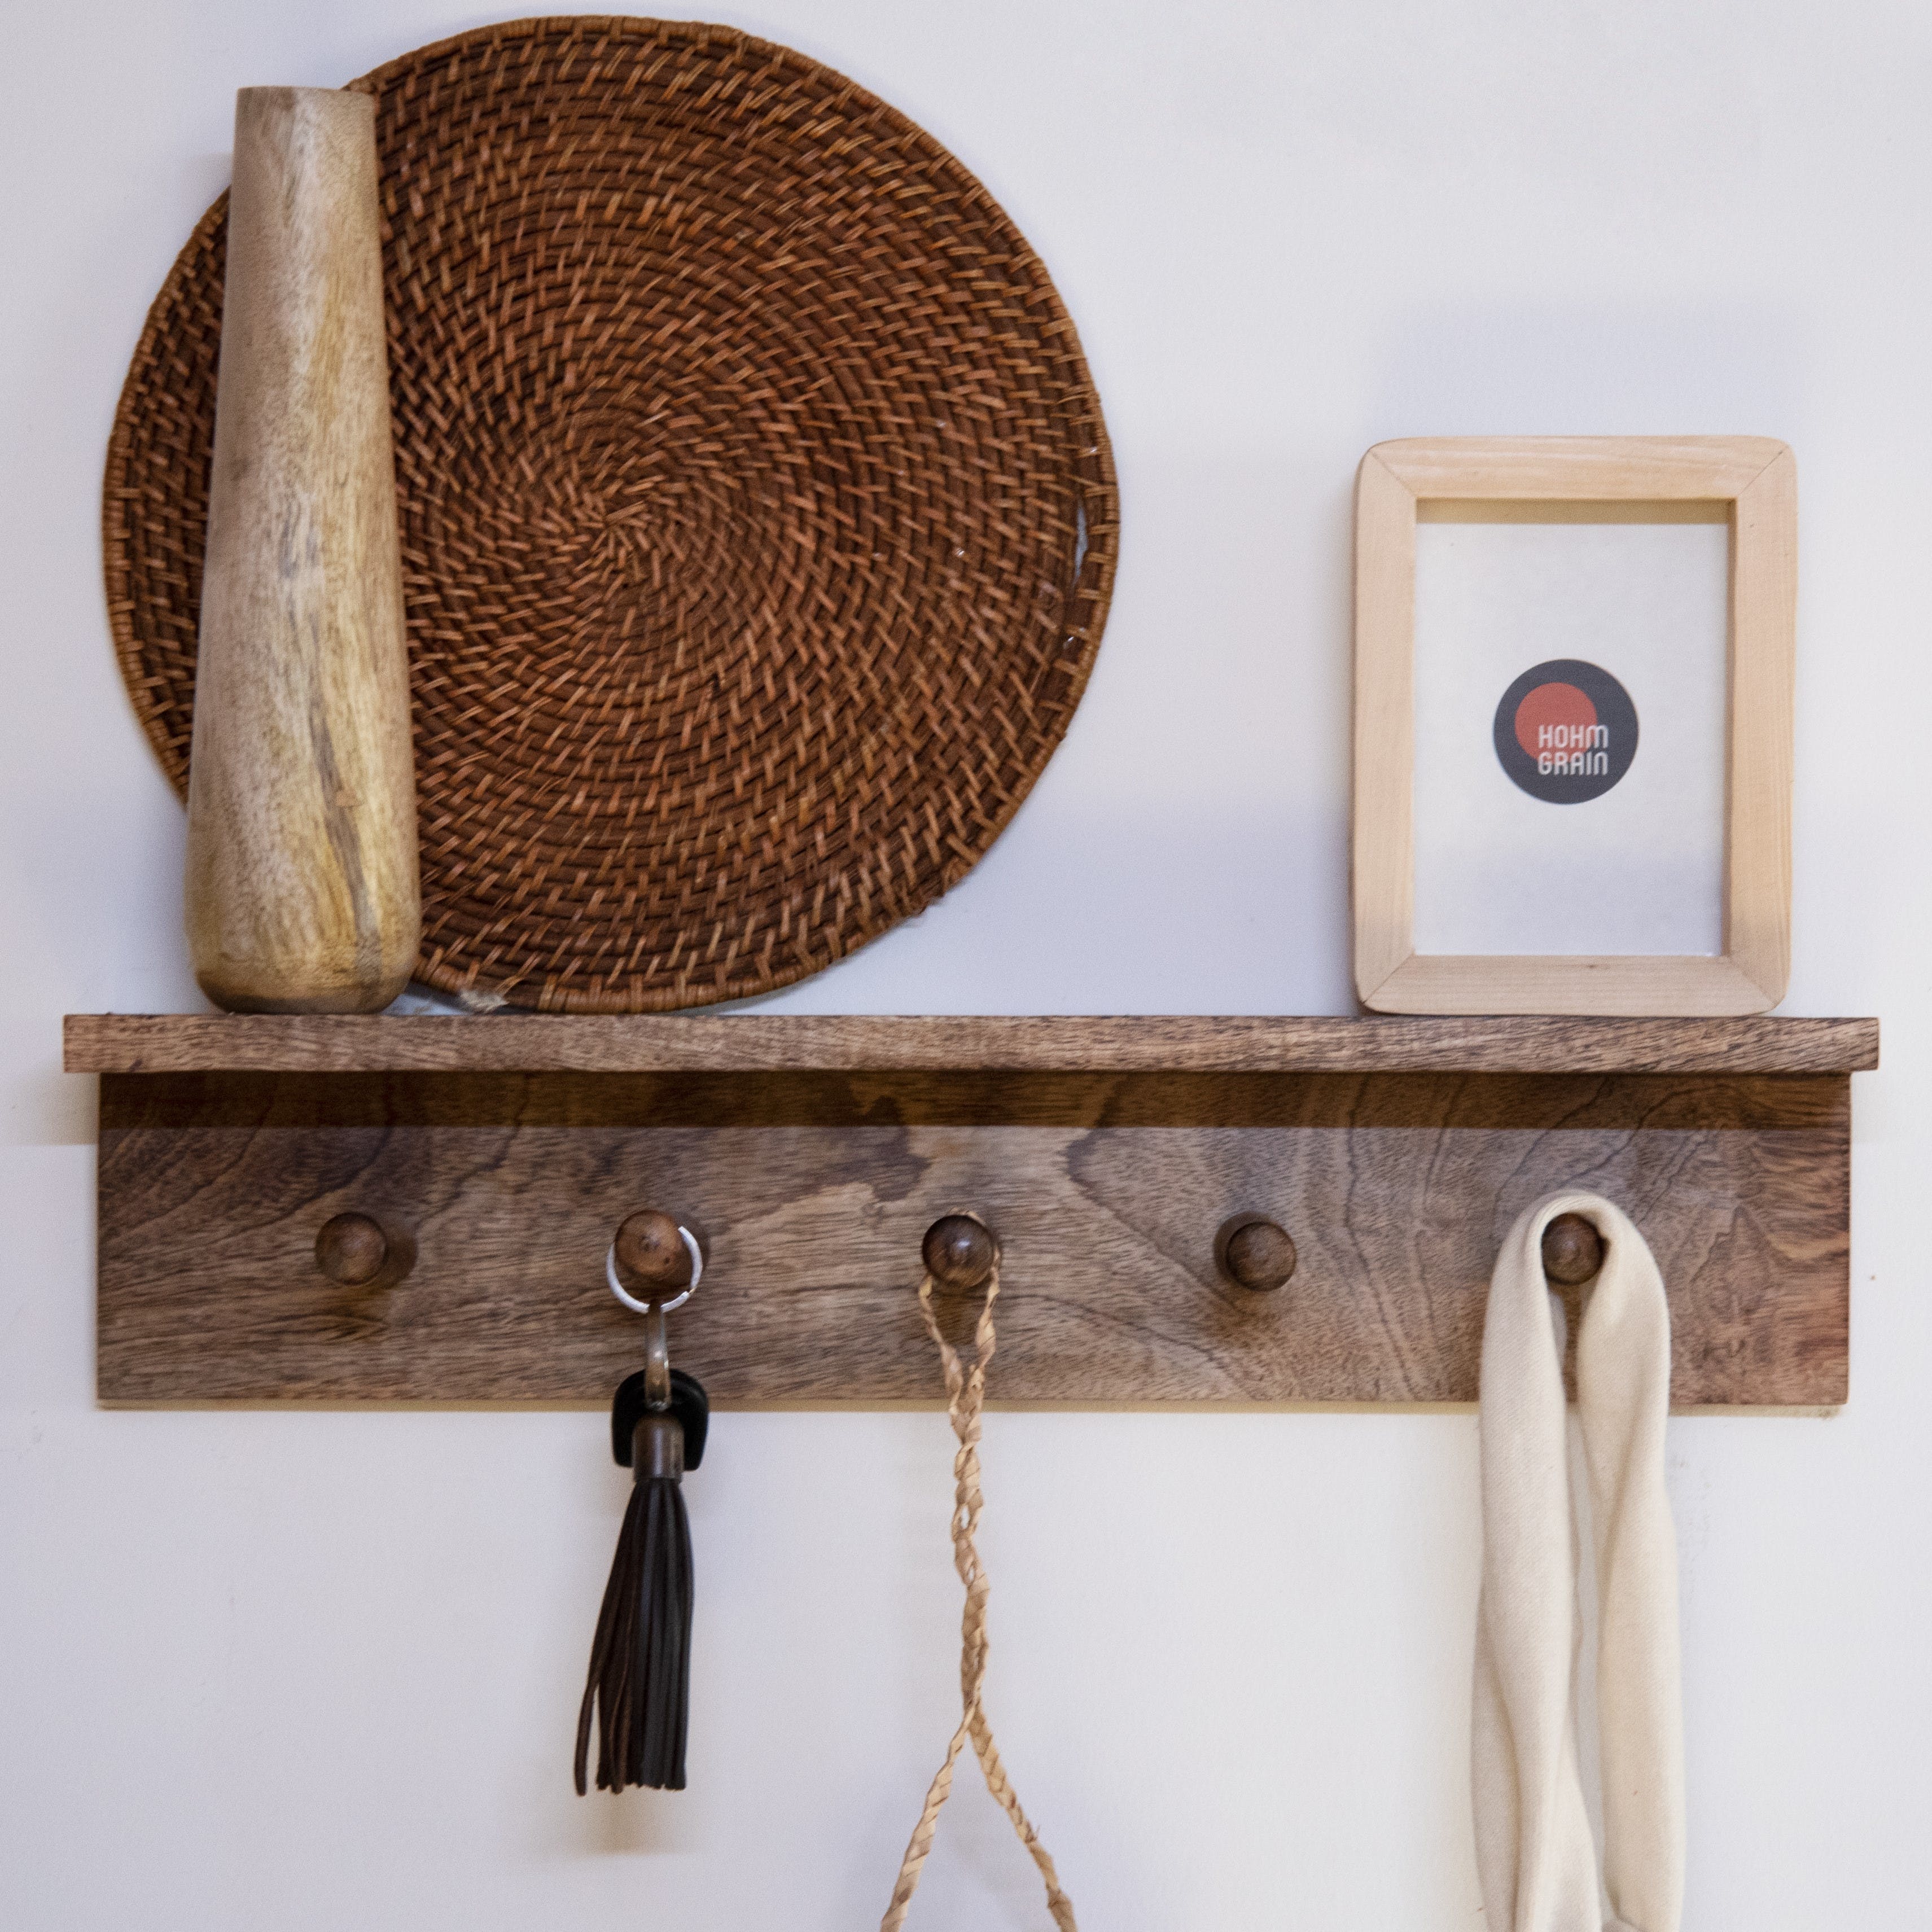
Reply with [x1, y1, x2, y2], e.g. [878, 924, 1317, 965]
[882, 1216, 1079, 1930]
[576, 1213, 709, 1794]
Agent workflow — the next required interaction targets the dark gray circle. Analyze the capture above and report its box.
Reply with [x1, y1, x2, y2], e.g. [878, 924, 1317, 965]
[1492, 659, 1639, 804]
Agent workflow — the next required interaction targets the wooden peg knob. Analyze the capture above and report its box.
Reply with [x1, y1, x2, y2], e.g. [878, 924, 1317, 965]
[1542, 1212, 1605, 1286]
[923, 1215, 997, 1292]
[1217, 1216, 1297, 1292]
[614, 1210, 694, 1291]
[315, 1212, 406, 1287]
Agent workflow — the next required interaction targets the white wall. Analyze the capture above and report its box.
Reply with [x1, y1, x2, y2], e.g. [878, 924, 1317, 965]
[3, 2, 1928, 1925]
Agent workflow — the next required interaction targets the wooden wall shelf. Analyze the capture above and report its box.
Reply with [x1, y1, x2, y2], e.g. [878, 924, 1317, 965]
[68, 1014, 1876, 1412]
[67, 1012, 1876, 1075]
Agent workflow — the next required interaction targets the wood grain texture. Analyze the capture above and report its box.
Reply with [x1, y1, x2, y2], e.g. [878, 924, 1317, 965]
[63, 1014, 1880, 1075]
[1351, 436, 1797, 1017]
[1370, 436, 1789, 501]
[1541, 1213, 1605, 1287]
[1353, 451, 1419, 1001]
[184, 87, 419, 1014]
[1726, 448, 1798, 1005]
[1217, 1216, 1298, 1291]
[95, 1067, 1851, 1407]
[1368, 956, 1780, 1019]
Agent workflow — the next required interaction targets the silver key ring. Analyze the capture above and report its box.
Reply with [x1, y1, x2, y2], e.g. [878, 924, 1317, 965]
[604, 1224, 703, 1316]
[607, 1225, 703, 1412]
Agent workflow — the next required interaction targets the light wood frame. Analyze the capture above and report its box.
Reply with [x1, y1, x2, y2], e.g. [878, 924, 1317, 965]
[1353, 436, 1795, 1016]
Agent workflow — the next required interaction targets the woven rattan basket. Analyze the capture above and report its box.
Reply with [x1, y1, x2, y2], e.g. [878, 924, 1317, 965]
[106, 16, 1118, 1012]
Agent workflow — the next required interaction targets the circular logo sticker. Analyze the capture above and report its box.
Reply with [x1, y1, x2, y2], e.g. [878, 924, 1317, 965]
[1492, 659, 1639, 804]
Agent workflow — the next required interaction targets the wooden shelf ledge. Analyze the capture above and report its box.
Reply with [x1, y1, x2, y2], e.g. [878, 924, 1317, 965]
[70, 1011, 1876, 1410]
[64, 1011, 1879, 1076]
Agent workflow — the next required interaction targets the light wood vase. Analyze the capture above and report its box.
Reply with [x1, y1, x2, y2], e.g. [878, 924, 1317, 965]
[184, 86, 419, 1013]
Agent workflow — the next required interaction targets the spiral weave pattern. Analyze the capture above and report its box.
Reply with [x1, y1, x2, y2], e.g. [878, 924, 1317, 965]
[104, 16, 1118, 1011]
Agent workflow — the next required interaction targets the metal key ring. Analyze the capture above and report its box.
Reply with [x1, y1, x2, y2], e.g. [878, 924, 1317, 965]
[604, 1224, 704, 1316]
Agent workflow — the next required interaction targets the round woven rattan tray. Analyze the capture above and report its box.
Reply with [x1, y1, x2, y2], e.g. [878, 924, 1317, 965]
[106, 16, 1118, 1012]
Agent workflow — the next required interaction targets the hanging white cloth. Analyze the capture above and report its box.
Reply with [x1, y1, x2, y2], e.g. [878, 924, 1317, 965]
[1472, 1192, 1685, 1932]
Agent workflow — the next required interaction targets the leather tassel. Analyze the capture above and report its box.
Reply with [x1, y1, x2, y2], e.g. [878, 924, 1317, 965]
[576, 1369, 707, 1793]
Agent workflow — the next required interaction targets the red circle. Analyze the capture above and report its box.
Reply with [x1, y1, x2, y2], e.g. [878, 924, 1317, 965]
[1514, 682, 1598, 759]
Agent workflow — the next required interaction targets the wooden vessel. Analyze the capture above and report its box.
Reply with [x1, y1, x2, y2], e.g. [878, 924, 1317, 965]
[183, 86, 418, 1012]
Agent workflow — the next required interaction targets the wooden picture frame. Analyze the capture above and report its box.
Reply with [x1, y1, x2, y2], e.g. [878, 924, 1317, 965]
[1353, 436, 1795, 1016]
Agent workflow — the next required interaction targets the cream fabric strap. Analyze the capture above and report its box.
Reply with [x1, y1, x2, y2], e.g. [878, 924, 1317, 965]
[1473, 1192, 1685, 1932]
[880, 1261, 1077, 1932]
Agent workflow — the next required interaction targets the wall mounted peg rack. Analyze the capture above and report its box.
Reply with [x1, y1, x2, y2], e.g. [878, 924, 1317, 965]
[65, 1012, 1877, 1411]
